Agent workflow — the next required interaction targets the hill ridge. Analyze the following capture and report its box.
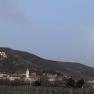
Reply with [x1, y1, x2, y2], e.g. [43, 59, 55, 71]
[0, 47, 93, 80]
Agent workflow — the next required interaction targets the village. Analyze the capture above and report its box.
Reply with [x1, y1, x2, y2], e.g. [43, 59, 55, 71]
[0, 68, 92, 88]
[0, 68, 64, 86]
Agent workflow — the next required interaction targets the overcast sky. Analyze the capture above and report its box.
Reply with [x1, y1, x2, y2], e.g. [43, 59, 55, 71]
[0, 0, 94, 66]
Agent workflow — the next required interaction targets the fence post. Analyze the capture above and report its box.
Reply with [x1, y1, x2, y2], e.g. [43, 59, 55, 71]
[60, 88, 62, 94]
[70, 88, 73, 94]
[43, 87, 46, 94]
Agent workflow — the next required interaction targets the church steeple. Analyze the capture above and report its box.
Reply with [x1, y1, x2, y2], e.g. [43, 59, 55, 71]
[26, 68, 29, 80]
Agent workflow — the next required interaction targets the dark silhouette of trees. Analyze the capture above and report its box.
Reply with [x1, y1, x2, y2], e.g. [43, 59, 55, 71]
[76, 78, 85, 88]
[65, 77, 85, 89]
[33, 80, 42, 86]
[0, 79, 10, 85]
[66, 77, 75, 88]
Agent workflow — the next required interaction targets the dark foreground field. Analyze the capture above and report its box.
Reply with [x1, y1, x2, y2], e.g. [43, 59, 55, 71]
[0, 86, 93, 94]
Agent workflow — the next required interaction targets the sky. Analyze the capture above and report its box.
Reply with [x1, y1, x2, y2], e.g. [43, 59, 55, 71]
[0, 0, 94, 66]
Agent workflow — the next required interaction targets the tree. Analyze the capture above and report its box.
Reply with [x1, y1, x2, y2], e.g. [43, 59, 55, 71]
[76, 78, 85, 88]
[66, 77, 75, 88]
[33, 80, 42, 86]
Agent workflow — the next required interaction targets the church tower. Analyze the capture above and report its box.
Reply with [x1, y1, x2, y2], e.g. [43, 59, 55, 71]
[26, 68, 29, 80]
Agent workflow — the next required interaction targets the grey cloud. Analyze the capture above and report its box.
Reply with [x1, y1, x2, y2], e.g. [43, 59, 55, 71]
[0, 0, 31, 27]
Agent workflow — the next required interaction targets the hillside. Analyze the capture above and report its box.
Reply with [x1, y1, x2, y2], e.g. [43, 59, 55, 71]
[0, 47, 94, 80]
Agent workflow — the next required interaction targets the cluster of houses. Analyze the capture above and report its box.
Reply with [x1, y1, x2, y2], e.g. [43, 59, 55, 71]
[0, 68, 63, 85]
[0, 68, 94, 88]
[0, 69, 38, 82]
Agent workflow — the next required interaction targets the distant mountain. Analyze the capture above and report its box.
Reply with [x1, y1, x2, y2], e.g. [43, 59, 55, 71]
[0, 47, 94, 80]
